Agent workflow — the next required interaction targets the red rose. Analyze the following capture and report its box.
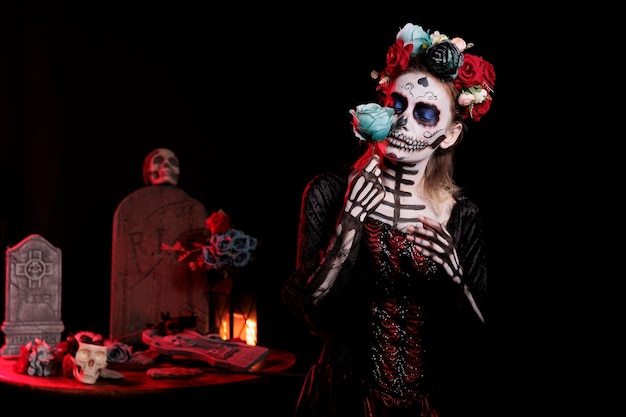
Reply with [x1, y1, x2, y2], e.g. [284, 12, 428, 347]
[385, 40, 413, 78]
[481, 58, 496, 91]
[463, 99, 492, 122]
[62, 354, 75, 378]
[13, 345, 30, 374]
[206, 210, 231, 235]
[376, 80, 393, 105]
[455, 54, 495, 90]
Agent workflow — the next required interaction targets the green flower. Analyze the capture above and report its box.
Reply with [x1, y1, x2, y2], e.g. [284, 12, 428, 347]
[349, 103, 394, 143]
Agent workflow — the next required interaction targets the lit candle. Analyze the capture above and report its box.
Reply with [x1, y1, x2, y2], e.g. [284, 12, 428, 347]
[220, 313, 258, 346]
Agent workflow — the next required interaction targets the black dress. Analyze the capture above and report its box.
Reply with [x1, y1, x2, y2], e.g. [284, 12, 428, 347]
[282, 169, 489, 417]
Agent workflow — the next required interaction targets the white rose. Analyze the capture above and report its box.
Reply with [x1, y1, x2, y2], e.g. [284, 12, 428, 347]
[472, 88, 488, 104]
[458, 92, 475, 106]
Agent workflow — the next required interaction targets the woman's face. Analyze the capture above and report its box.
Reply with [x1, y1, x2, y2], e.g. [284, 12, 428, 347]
[377, 71, 456, 163]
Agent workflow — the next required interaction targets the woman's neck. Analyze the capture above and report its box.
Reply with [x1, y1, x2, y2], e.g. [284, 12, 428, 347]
[368, 158, 425, 230]
[368, 157, 454, 229]
[379, 158, 426, 197]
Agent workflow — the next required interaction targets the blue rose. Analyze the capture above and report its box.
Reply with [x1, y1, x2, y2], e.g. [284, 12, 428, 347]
[350, 103, 394, 142]
[231, 231, 257, 252]
[202, 229, 257, 270]
[232, 251, 252, 268]
[396, 23, 431, 57]
[106, 342, 132, 364]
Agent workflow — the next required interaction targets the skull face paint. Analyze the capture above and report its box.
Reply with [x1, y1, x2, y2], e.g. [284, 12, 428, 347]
[142, 148, 180, 186]
[377, 71, 455, 162]
[72, 341, 108, 384]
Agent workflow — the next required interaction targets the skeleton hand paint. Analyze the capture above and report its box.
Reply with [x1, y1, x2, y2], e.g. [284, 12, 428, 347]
[406, 216, 484, 322]
[309, 155, 384, 304]
[344, 154, 385, 222]
[406, 216, 462, 283]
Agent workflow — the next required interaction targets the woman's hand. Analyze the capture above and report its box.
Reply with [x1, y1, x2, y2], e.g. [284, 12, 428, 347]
[407, 216, 485, 322]
[344, 154, 385, 222]
[406, 216, 463, 284]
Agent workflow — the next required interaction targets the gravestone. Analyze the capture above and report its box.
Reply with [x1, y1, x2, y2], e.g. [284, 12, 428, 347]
[1, 234, 65, 356]
[110, 184, 210, 345]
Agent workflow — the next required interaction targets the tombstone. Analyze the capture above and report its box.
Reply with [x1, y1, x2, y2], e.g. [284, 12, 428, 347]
[110, 184, 210, 346]
[1, 234, 65, 357]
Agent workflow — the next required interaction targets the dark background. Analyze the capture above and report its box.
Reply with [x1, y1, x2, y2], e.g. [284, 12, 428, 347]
[0, 1, 539, 413]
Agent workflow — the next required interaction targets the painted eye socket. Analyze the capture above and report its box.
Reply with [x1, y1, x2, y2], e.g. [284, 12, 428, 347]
[414, 102, 439, 127]
[391, 93, 407, 115]
[391, 93, 440, 127]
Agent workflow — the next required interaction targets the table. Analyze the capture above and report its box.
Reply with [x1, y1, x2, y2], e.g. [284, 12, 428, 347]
[0, 349, 300, 414]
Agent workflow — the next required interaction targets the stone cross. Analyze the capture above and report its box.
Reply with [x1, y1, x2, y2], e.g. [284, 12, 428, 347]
[110, 184, 210, 346]
[1, 234, 65, 357]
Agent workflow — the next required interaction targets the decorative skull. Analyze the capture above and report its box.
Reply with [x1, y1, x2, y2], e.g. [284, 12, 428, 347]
[71, 332, 109, 384]
[142, 148, 180, 186]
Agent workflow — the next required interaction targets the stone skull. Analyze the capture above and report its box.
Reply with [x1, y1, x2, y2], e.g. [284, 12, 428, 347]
[142, 148, 180, 186]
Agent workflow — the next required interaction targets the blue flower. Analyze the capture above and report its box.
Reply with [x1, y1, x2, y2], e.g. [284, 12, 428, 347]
[202, 229, 257, 270]
[349, 103, 394, 143]
[396, 23, 431, 57]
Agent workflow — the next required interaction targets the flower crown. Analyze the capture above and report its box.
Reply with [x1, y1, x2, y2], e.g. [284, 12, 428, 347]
[374, 23, 496, 121]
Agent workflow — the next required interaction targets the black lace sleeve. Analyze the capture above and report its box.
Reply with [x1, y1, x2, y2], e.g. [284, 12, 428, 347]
[446, 196, 489, 323]
[282, 170, 363, 335]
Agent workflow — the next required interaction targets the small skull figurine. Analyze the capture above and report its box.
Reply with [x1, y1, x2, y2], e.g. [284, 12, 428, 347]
[142, 148, 180, 186]
[71, 331, 108, 384]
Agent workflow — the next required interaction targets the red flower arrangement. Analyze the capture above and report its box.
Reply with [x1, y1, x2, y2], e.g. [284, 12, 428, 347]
[161, 209, 258, 273]
[12, 332, 134, 378]
[454, 54, 495, 121]
[374, 22, 495, 122]
[13, 338, 61, 376]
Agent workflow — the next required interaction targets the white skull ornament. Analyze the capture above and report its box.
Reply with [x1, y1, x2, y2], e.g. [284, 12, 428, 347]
[72, 333, 109, 384]
[142, 148, 180, 186]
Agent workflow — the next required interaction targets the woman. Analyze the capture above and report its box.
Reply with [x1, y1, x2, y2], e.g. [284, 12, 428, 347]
[282, 22, 495, 417]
